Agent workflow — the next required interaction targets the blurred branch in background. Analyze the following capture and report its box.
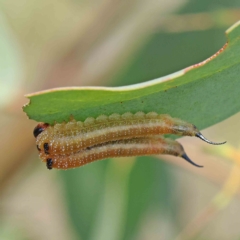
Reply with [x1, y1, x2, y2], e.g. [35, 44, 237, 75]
[1, 165, 78, 240]
[35, 0, 188, 88]
[175, 144, 240, 240]
[90, 158, 135, 240]
[1, 0, 240, 239]
[0, 0, 188, 91]
[157, 9, 240, 33]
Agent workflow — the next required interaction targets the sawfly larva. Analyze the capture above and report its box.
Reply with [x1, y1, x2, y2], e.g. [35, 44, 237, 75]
[42, 137, 202, 170]
[33, 112, 226, 170]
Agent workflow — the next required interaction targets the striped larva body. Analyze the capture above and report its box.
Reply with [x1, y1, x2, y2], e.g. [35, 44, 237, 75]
[36, 112, 202, 156]
[41, 137, 200, 170]
[33, 112, 226, 170]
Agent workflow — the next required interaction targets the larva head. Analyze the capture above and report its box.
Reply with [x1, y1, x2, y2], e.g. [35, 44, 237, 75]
[33, 123, 49, 138]
[34, 123, 50, 154]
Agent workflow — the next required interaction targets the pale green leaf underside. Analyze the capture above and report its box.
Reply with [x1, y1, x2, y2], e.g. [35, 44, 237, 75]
[23, 21, 240, 130]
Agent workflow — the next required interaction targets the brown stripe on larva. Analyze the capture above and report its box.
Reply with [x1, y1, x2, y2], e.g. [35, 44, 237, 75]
[34, 112, 226, 170]
[39, 137, 198, 170]
[36, 112, 198, 156]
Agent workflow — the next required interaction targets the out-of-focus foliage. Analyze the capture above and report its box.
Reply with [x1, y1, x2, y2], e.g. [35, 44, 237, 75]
[1, 0, 240, 240]
[0, 12, 23, 107]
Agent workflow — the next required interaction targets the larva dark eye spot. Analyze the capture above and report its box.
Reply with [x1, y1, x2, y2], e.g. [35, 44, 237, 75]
[46, 158, 53, 170]
[33, 123, 49, 138]
[44, 143, 49, 154]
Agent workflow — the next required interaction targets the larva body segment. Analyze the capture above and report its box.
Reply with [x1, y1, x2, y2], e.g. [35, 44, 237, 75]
[33, 112, 226, 170]
[40, 137, 195, 170]
[35, 112, 198, 156]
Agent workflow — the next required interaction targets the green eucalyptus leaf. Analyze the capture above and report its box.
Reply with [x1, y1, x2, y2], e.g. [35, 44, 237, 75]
[23, 21, 240, 131]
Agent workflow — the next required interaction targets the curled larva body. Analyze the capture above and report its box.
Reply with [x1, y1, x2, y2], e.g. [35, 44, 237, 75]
[40, 137, 202, 170]
[35, 112, 200, 156]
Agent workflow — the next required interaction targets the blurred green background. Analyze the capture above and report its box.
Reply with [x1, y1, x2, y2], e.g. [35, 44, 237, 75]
[1, 0, 240, 240]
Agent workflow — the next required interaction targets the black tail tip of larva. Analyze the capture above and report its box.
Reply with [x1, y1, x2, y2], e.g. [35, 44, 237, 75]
[181, 153, 203, 168]
[195, 132, 226, 145]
